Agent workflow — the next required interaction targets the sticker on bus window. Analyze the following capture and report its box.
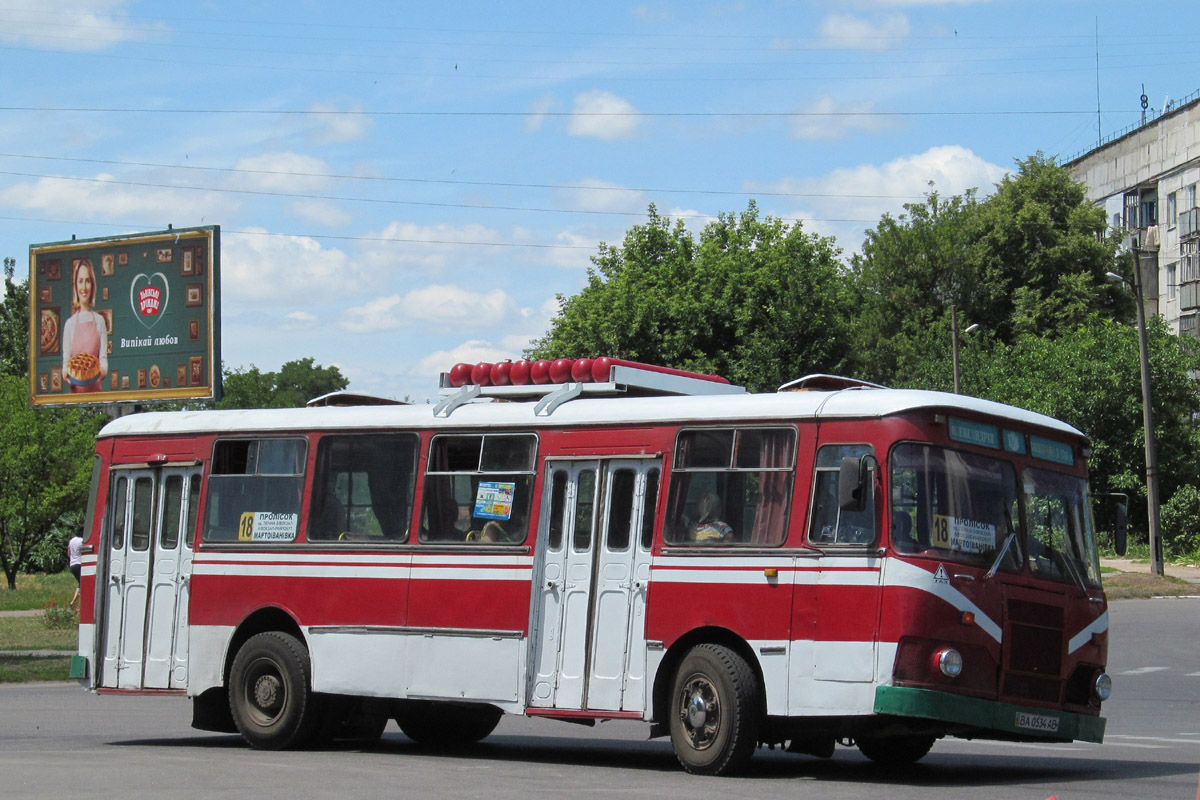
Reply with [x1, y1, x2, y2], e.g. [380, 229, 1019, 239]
[931, 515, 995, 554]
[238, 511, 299, 542]
[474, 481, 515, 521]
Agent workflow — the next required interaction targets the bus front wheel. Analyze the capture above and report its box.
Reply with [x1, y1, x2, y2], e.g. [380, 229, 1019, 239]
[668, 643, 761, 776]
[228, 631, 321, 750]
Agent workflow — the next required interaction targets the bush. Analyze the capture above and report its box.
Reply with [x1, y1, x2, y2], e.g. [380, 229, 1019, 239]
[41, 600, 77, 630]
[1160, 484, 1200, 559]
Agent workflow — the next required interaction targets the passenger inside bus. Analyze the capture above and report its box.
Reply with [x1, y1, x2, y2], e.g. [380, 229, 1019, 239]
[689, 492, 734, 542]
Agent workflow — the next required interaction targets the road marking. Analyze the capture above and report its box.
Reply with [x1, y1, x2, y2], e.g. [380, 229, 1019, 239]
[1115, 666, 1169, 675]
[1107, 735, 1200, 745]
[1101, 742, 1170, 749]
[1187, 672, 1200, 677]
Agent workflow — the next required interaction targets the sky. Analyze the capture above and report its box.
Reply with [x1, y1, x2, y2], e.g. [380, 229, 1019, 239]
[2, 1, 1199, 403]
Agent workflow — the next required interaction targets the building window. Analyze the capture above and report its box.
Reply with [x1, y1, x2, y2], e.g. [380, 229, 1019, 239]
[1168, 192, 1178, 227]
[1188, 184, 1197, 211]
[1168, 262, 1178, 300]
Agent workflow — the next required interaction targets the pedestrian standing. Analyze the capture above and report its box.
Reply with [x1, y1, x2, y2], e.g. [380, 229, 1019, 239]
[67, 531, 83, 609]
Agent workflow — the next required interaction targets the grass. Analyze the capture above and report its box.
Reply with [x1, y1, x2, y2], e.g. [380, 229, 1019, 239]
[0, 572, 77, 611]
[0, 615, 78, 651]
[1102, 570, 1199, 600]
[0, 656, 72, 683]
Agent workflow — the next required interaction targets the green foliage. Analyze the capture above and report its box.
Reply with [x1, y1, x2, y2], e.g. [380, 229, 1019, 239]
[528, 202, 853, 392]
[1161, 484, 1200, 559]
[1, 256, 29, 378]
[0, 374, 103, 589]
[850, 154, 1132, 387]
[216, 357, 349, 409]
[40, 599, 78, 630]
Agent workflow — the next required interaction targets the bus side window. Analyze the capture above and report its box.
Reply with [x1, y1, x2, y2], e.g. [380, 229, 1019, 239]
[665, 427, 795, 547]
[203, 438, 307, 543]
[807, 444, 875, 546]
[308, 434, 418, 543]
[420, 434, 537, 545]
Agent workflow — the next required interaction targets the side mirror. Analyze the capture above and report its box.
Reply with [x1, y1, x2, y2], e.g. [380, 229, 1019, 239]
[1113, 502, 1128, 557]
[839, 456, 867, 512]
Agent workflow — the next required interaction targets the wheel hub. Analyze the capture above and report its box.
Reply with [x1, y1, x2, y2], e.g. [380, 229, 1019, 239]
[253, 674, 282, 712]
[678, 676, 720, 750]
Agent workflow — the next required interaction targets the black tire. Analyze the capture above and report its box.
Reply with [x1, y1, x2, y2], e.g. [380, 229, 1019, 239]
[228, 631, 322, 750]
[668, 643, 762, 776]
[857, 734, 936, 765]
[395, 702, 502, 747]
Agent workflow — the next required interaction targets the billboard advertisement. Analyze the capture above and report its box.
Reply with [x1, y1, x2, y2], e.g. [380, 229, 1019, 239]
[28, 226, 221, 406]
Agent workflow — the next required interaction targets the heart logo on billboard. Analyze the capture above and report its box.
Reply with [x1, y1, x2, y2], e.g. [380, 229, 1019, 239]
[129, 272, 170, 329]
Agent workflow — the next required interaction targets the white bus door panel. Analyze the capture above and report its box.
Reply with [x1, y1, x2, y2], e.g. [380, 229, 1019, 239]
[100, 474, 131, 688]
[530, 462, 598, 709]
[586, 462, 656, 712]
[143, 469, 198, 690]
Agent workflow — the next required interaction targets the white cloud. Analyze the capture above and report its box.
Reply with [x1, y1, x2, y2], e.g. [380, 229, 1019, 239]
[232, 152, 332, 193]
[790, 95, 897, 141]
[525, 95, 556, 133]
[356, 220, 508, 274]
[338, 285, 518, 334]
[306, 103, 374, 145]
[0, 172, 225, 221]
[0, 0, 165, 51]
[556, 179, 647, 213]
[283, 310, 318, 330]
[568, 91, 640, 140]
[291, 200, 353, 227]
[817, 13, 910, 50]
[750, 145, 1007, 255]
[221, 229, 356, 304]
[414, 341, 518, 378]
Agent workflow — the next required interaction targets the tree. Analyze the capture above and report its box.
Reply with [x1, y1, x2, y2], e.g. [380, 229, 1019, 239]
[216, 357, 349, 409]
[850, 155, 1132, 387]
[0, 374, 103, 589]
[528, 202, 853, 392]
[1, 256, 29, 378]
[973, 317, 1200, 544]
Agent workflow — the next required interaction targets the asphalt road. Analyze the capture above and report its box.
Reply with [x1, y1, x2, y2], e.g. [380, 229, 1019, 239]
[1, 598, 1197, 800]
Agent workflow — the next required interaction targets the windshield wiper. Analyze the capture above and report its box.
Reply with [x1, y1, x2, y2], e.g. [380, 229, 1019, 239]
[985, 508, 1017, 581]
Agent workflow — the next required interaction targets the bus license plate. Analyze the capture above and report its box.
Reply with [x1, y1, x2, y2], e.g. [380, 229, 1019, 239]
[1015, 712, 1060, 733]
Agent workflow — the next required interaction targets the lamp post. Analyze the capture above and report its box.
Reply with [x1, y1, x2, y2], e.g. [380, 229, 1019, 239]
[950, 304, 979, 395]
[1106, 265, 1165, 577]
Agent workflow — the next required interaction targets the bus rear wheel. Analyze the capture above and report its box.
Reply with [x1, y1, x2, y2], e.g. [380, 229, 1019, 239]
[856, 734, 936, 765]
[668, 643, 761, 776]
[228, 631, 321, 750]
[395, 702, 502, 747]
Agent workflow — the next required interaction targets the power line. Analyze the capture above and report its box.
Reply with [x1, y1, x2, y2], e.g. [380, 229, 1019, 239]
[0, 152, 922, 201]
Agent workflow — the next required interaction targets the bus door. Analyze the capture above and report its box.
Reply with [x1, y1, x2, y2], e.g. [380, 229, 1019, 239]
[529, 459, 659, 712]
[100, 466, 200, 690]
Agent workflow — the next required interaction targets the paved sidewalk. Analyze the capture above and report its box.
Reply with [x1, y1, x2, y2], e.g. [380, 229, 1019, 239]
[1101, 558, 1200, 584]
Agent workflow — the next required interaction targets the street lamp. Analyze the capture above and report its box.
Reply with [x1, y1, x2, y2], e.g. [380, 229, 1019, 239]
[1106, 266, 1165, 577]
[950, 304, 979, 395]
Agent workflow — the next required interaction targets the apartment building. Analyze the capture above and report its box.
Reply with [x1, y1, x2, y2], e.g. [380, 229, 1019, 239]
[1065, 90, 1200, 338]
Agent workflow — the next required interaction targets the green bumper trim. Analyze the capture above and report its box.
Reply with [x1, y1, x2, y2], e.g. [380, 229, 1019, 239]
[69, 655, 88, 680]
[874, 686, 1106, 743]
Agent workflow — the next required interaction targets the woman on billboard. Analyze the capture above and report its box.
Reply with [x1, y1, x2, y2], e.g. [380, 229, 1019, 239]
[61, 258, 107, 393]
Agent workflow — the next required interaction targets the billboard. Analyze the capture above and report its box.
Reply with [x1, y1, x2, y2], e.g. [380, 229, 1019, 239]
[29, 226, 221, 406]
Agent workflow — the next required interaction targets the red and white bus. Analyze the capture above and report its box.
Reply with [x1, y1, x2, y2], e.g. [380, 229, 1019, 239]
[73, 359, 1114, 775]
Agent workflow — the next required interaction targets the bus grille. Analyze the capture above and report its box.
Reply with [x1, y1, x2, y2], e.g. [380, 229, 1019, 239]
[1002, 599, 1065, 705]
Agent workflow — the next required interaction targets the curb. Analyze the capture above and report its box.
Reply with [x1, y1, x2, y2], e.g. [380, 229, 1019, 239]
[0, 650, 74, 657]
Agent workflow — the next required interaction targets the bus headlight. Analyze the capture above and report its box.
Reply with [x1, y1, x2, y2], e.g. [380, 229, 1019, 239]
[935, 648, 963, 678]
[1094, 672, 1112, 701]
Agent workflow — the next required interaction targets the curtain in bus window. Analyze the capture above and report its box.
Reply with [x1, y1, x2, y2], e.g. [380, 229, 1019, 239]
[309, 434, 417, 543]
[665, 428, 794, 547]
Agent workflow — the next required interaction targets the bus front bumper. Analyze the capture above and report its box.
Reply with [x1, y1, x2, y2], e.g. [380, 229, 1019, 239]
[874, 685, 1106, 743]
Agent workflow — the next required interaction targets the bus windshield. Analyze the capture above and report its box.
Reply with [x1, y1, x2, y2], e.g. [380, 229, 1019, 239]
[889, 443, 1023, 571]
[1023, 467, 1102, 588]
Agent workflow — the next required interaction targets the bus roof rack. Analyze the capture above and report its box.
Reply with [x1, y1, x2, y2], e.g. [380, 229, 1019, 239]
[434, 363, 746, 417]
[777, 374, 889, 392]
[306, 391, 408, 408]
